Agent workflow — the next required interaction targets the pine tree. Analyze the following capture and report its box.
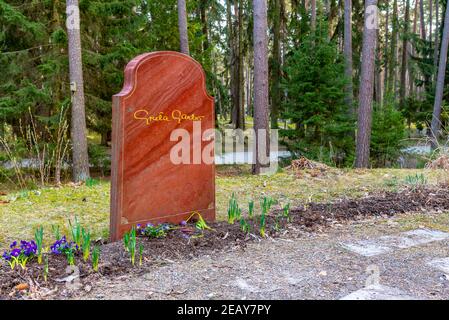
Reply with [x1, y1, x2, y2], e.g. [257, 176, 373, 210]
[356, 0, 378, 168]
[177, 0, 190, 54]
[252, 0, 269, 174]
[431, 0, 449, 147]
[67, 0, 90, 182]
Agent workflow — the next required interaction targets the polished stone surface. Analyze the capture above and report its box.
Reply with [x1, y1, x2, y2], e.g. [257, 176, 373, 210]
[110, 51, 215, 241]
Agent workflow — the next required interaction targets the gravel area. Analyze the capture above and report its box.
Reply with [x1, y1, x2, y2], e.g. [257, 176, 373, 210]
[67, 216, 449, 300]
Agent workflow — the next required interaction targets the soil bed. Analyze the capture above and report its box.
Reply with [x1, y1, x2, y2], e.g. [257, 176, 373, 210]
[1, 185, 449, 299]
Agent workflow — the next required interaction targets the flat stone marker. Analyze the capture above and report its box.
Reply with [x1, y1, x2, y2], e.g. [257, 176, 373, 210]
[110, 51, 215, 241]
[341, 229, 449, 257]
[340, 285, 417, 300]
[341, 241, 391, 257]
[427, 257, 449, 274]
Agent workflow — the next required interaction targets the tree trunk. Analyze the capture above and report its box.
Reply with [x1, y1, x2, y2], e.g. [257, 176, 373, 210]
[66, 0, 90, 182]
[252, 0, 270, 174]
[375, 29, 382, 104]
[400, 0, 410, 106]
[311, 0, 317, 32]
[200, 3, 209, 53]
[420, 0, 426, 40]
[177, 0, 190, 55]
[410, 0, 418, 95]
[355, 0, 378, 168]
[383, 1, 389, 97]
[429, 0, 433, 42]
[430, 0, 449, 148]
[388, 0, 398, 97]
[226, 0, 235, 124]
[433, 0, 440, 70]
[238, 0, 245, 130]
[231, 0, 244, 129]
[271, 0, 282, 128]
[344, 0, 353, 111]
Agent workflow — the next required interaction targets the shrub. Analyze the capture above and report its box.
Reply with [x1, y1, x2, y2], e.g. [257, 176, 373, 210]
[370, 102, 406, 167]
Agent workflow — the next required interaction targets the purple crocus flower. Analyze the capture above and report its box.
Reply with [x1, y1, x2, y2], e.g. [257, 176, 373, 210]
[2, 251, 11, 261]
[10, 241, 17, 249]
[10, 248, 21, 257]
[180, 221, 187, 227]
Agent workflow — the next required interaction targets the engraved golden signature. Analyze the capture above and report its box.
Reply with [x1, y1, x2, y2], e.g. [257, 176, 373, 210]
[134, 109, 205, 125]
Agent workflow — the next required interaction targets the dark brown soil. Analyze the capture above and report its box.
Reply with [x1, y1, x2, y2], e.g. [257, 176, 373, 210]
[1, 185, 449, 299]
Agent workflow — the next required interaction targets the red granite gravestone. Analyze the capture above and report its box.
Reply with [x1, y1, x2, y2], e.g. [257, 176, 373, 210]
[110, 51, 215, 241]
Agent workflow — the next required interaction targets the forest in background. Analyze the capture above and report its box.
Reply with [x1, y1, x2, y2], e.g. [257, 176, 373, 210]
[0, 0, 448, 186]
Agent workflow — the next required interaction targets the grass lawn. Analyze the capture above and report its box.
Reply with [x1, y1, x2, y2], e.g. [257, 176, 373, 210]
[0, 167, 448, 247]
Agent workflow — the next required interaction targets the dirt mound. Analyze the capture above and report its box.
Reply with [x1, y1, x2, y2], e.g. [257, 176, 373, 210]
[287, 157, 330, 177]
[284, 185, 449, 229]
[426, 154, 449, 170]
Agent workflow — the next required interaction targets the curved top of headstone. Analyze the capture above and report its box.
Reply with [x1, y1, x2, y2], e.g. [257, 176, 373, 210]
[114, 51, 213, 102]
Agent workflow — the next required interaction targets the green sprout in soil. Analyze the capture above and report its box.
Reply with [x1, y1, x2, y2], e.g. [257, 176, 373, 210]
[85, 178, 99, 187]
[51, 225, 60, 240]
[227, 193, 241, 224]
[127, 227, 137, 265]
[123, 232, 130, 252]
[240, 218, 250, 233]
[283, 203, 291, 223]
[261, 196, 275, 215]
[260, 210, 266, 238]
[186, 212, 213, 231]
[248, 200, 254, 219]
[82, 228, 91, 262]
[92, 246, 100, 272]
[274, 215, 281, 232]
[258, 196, 275, 237]
[139, 243, 144, 266]
[34, 226, 44, 264]
[43, 256, 49, 282]
[404, 173, 427, 190]
[69, 217, 82, 247]
[66, 250, 75, 266]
